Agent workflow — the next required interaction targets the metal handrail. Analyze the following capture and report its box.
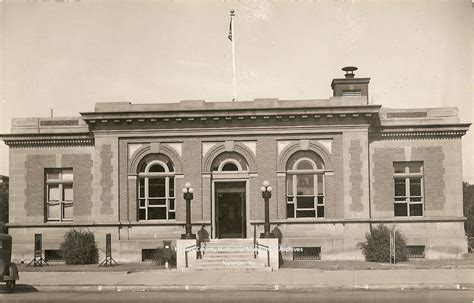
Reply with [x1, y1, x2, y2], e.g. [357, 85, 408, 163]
[253, 225, 257, 259]
[184, 244, 198, 268]
[255, 242, 270, 267]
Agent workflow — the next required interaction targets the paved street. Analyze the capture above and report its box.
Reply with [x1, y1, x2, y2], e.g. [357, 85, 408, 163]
[0, 290, 473, 303]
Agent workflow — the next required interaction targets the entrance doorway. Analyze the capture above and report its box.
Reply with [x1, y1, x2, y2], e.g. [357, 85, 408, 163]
[215, 182, 246, 238]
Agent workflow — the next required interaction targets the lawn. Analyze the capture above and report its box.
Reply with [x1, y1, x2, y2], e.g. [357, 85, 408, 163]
[17, 262, 167, 272]
[281, 253, 474, 270]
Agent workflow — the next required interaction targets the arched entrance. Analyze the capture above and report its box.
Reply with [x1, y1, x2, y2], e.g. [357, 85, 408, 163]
[211, 152, 250, 239]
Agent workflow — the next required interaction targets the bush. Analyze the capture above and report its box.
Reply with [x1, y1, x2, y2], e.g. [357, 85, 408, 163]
[359, 224, 408, 263]
[153, 248, 177, 267]
[60, 229, 99, 265]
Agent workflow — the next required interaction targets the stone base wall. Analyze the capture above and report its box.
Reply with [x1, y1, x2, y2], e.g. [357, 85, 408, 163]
[7, 221, 467, 263]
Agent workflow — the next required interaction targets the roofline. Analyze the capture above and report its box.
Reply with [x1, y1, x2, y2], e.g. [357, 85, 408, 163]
[80, 105, 383, 120]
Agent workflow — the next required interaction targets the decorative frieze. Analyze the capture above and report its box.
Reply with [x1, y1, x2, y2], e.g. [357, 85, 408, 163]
[4, 137, 94, 147]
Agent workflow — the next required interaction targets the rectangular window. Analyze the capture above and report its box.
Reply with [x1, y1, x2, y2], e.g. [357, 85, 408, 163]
[45, 168, 73, 222]
[393, 162, 423, 217]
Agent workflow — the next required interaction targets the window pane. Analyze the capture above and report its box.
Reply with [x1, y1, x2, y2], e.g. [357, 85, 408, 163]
[296, 160, 313, 170]
[149, 199, 166, 206]
[410, 178, 421, 196]
[149, 178, 165, 197]
[139, 199, 146, 208]
[317, 206, 324, 218]
[62, 169, 73, 181]
[394, 179, 406, 196]
[296, 210, 315, 218]
[169, 178, 175, 197]
[287, 196, 294, 202]
[148, 207, 166, 220]
[168, 211, 175, 220]
[410, 204, 423, 216]
[411, 197, 422, 202]
[46, 170, 60, 181]
[139, 179, 145, 198]
[317, 175, 323, 195]
[138, 209, 146, 220]
[63, 184, 73, 201]
[297, 197, 314, 209]
[408, 162, 422, 173]
[394, 163, 405, 174]
[48, 185, 60, 201]
[394, 203, 408, 216]
[286, 204, 294, 218]
[317, 196, 324, 205]
[63, 204, 73, 220]
[296, 174, 314, 195]
[286, 175, 293, 196]
[169, 198, 175, 210]
[222, 162, 239, 171]
[48, 203, 60, 220]
[149, 164, 165, 173]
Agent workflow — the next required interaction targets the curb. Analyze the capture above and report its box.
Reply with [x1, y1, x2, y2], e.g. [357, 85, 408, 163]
[18, 283, 474, 293]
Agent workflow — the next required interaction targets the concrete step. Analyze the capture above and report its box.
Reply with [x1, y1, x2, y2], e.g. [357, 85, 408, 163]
[203, 242, 254, 248]
[201, 253, 256, 259]
[191, 259, 266, 267]
[185, 239, 269, 272]
[201, 248, 255, 254]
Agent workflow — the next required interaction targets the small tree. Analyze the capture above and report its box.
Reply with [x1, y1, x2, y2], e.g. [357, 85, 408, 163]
[463, 182, 474, 238]
[359, 224, 408, 263]
[60, 229, 99, 265]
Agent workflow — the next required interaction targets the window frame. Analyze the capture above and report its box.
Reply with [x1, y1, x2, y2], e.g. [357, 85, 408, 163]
[393, 161, 424, 217]
[286, 157, 325, 219]
[138, 160, 176, 221]
[45, 168, 74, 222]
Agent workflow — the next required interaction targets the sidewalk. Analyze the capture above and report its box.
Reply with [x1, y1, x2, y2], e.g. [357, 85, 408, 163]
[14, 268, 474, 292]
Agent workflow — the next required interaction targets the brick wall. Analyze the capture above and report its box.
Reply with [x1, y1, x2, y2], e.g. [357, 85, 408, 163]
[370, 139, 462, 218]
[342, 130, 369, 219]
[9, 146, 94, 224]
[93, 137, 119, 222]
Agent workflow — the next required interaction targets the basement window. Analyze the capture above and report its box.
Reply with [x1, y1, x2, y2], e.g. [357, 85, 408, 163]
[293, 247, 321, 260]
[45, 250, 64, 262]
[407, 245, 425, 258]
[142, 249, 159, 262]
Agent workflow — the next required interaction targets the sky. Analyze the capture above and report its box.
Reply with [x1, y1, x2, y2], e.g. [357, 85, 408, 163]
[0, 0, 473, 182]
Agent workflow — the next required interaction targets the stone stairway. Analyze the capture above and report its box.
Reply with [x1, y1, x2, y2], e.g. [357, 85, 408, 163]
[186, 239, 272, 271]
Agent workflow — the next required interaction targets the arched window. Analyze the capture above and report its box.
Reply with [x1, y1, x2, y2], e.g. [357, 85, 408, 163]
[137, 154, 175, 220]
[286, 151, 325, 218]
[212, 152, 248, 172]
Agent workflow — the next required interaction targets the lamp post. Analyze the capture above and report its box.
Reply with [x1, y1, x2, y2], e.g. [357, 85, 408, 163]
[260, 180, 274, 238]
[181, 182, 196, 239]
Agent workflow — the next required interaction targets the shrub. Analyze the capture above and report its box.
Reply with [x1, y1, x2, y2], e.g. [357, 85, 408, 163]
[60, 229, 99, 265]
[153, 247, 177, 267]
[359, 224, 408, 263]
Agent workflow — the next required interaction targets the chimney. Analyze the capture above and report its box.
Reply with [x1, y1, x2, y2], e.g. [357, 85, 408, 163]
[331, 66, 370, 98]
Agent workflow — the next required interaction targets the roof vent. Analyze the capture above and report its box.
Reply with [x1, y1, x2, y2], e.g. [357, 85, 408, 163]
[342, 66, 357, 79]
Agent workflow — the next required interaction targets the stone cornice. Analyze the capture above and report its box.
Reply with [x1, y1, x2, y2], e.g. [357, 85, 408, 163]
[1, 133, 94, 147]
[370, 123, 470, 140]
[80, 105, 381, 124]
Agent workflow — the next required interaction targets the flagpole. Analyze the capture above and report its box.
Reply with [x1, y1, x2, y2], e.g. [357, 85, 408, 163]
[230, 9, 236, 102]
